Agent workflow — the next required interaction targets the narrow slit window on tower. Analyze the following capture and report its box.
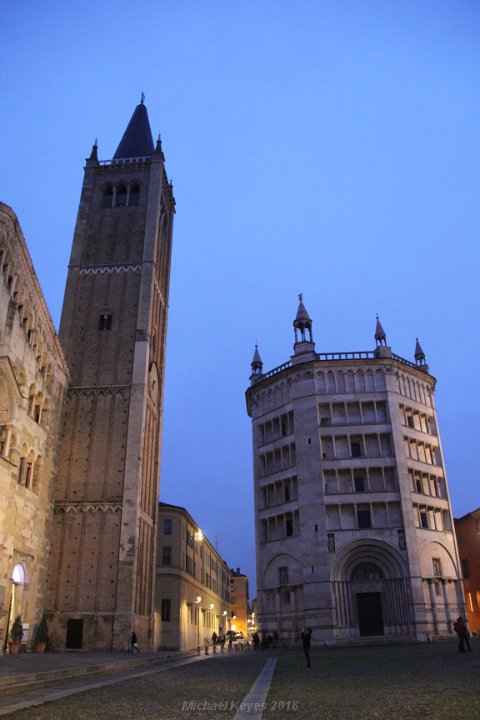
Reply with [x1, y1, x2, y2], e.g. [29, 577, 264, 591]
[98, 314, 112, 331]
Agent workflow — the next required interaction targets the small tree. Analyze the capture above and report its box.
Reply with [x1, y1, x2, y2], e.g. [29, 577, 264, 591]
[10, 616, 23, 643]
[34, 615, 49, 644]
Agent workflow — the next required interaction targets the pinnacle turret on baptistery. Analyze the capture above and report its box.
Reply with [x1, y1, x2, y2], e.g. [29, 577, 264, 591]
[414, 338, 428, 372]
[250, 344, 264, 384]
[373, 314, 392, 359]
[292, 293, 316, 363]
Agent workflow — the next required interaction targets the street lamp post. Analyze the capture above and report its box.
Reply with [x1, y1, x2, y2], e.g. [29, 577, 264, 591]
[195, 596, 202, 654]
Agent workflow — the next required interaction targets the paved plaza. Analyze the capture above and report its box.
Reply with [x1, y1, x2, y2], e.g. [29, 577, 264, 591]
[0, 640, 478, 719]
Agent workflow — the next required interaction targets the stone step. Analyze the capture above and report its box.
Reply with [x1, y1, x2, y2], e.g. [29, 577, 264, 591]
[0, 652, 195, 697]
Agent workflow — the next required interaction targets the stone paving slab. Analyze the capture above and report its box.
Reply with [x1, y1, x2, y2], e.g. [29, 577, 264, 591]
[0, 654, 207, 716]
[233, 657, 277, 720]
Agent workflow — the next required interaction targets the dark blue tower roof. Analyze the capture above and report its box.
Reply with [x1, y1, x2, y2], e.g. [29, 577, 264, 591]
[113, 99, 155, 159]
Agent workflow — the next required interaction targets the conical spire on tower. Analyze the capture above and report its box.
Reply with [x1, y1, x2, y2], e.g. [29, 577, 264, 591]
[250, 344, 264, 384]
[113, 96, 155, 160]
[293, 293, 313, 344]
[86, 139, 99, 166]
[414, 338, 426, 365]
[292, 293, 316, 361]
[374, 314, 387, 347]
[251, 344, 263, 372]
[373, 314, 392, 359]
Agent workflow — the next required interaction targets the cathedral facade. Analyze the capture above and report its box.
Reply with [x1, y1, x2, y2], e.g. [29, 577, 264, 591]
[246, 296, 464, 644]
[0, 203, 69, 650]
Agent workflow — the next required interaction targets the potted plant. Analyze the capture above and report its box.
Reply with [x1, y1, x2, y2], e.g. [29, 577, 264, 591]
[8, 615, 23, 654]
[33, 615, 49, 653]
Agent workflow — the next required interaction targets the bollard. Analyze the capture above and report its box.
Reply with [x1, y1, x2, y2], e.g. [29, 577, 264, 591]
[205, 645, 209, 655]
[221, 644, 224, 653]
[196, 645, 201, 655]
[213, 644, 217, 654]
[228, 644, 232, 652]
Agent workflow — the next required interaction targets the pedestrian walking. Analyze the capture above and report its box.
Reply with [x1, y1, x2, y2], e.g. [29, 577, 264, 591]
[211, 631, 218, 646]
[301, 627, 312, 668]
[453, 616, 472, 653]
[130, 630, 140, 653]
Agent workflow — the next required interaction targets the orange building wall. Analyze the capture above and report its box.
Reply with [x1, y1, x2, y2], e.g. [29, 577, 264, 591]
[455, 509, 480, 633]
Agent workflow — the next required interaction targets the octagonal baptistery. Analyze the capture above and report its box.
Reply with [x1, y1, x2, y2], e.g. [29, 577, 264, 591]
[246, 297, 464, 645]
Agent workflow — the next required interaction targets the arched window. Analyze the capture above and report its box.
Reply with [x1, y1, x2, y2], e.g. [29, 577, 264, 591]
[375, 369, 386, 391]
[115, 184, 127, 207]
[326, 371, 336, 393]
[129, 183, 140, 207]
[98, 314, 112, 331]
[365, 370, 375, 392]
[355, 371, 366, 393]
[346, 371, 355, 393]
[103, 185, 114, 209]
[32, 457, 41, 494]
[12, 563, 26, 585]
[317, 372, 326, 393]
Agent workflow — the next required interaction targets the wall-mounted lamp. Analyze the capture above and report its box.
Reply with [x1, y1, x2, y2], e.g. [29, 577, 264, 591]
[222, 610, 227, 616]
[195, 530, 203, 542]
[209, 603, 214, 610]
[195, 596, 202, 604]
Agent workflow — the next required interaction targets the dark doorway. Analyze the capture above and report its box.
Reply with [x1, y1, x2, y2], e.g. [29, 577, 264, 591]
[357, 592, 384, 636]
[66, 619, 83, 649]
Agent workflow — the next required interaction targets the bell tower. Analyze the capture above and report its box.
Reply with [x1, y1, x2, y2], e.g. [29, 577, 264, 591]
[46, 99, 175, 650]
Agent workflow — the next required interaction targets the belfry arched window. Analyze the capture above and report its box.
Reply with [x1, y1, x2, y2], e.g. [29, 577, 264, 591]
[115, 184, 127, 207]
[129, 183, 140, 206]
[103, 185, 114, 209]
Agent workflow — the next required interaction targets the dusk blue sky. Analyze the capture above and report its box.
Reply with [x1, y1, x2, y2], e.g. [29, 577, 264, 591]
[1, 1, 479, 593]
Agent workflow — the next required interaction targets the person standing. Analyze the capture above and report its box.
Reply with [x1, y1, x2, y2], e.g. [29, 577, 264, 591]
[301, 627, 312, 668]
[453, 616, 472, 653]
